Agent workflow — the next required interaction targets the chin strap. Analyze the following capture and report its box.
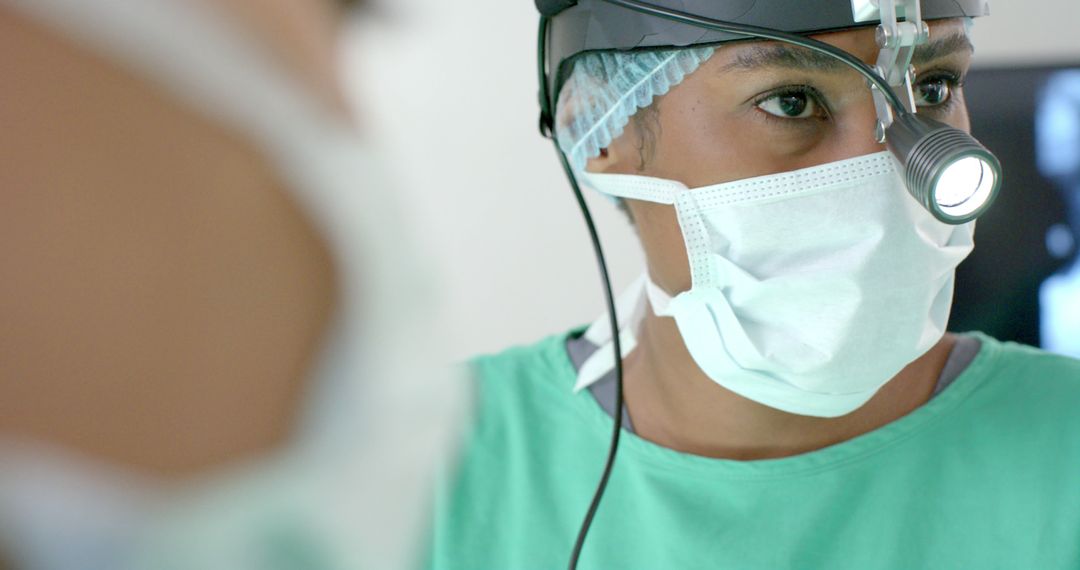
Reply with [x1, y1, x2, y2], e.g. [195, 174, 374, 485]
[866, 0, 929, 141]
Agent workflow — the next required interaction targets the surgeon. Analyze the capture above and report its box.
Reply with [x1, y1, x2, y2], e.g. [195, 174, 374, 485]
[0, 0, 464, 569]
[426, 1, 1080, 568]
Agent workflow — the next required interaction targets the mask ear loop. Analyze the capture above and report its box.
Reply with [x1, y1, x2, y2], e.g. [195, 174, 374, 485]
[538, 16, 627, 570]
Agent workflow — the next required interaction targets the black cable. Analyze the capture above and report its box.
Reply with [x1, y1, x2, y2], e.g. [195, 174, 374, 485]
[538, 0, 912, 121]
[599, 0, 911, 113]
[558, 145, 626, 570]
[538, 18, 627, 570]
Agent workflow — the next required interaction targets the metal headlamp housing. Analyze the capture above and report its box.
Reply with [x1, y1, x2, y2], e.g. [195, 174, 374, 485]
[887, 113, 1002, 223]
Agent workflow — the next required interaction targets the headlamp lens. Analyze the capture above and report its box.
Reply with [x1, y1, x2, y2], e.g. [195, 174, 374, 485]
[934, 155, 997, 219]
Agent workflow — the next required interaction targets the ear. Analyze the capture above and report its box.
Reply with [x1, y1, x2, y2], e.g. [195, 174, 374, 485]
[584, 125, 641, 174]
[584, 147, 614, 173]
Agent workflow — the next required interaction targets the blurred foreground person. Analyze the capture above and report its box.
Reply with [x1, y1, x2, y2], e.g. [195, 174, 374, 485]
[0, 0, 465, 568]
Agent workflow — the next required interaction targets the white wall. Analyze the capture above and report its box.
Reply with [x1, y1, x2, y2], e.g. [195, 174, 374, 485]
[970, 1, 1080, 65]
[344, 1, 1080, 360]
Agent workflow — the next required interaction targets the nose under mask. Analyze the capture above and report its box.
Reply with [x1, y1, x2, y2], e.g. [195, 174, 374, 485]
[578, 151, 975, 417]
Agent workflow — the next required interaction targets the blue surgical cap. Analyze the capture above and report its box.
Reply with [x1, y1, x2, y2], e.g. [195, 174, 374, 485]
[554, 47, 717, 172]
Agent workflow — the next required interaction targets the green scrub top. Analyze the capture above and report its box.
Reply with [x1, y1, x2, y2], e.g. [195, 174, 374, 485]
[426, 330, 1080, 569]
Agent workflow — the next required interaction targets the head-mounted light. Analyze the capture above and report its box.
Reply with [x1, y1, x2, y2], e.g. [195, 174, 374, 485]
[887, 112, 1001, 222]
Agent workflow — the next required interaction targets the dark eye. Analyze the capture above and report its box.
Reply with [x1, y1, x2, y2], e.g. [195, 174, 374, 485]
[756, 90, 820, 119]
[914, 76, 956, 108]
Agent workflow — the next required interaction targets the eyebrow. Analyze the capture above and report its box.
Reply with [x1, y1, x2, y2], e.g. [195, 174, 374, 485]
[720, 32, 975, 74]
[911, 32, 975, 64]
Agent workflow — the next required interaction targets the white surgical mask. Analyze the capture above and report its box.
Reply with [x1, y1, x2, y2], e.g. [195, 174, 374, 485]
[0, 0, 465, 568]
[578, 151, 974, 417]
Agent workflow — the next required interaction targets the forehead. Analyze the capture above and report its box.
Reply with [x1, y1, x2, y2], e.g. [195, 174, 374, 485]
[714, 18, 973, 75]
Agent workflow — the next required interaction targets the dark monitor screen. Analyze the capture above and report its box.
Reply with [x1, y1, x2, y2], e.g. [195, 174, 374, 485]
[949, 64, 1080, 357]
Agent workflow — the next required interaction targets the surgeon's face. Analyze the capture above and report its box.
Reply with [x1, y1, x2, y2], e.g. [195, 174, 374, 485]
[590, 19, 975, 294]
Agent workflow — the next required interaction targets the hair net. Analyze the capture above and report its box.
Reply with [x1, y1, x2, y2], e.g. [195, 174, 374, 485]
[555, 46, 717, 172]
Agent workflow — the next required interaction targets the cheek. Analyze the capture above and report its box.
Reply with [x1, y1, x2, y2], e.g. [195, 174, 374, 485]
[640, 80, 748, 185]
[627, 200, 693, 293]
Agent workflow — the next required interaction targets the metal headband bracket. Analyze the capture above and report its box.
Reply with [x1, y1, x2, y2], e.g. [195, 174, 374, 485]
[865, 0, 929, 141]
